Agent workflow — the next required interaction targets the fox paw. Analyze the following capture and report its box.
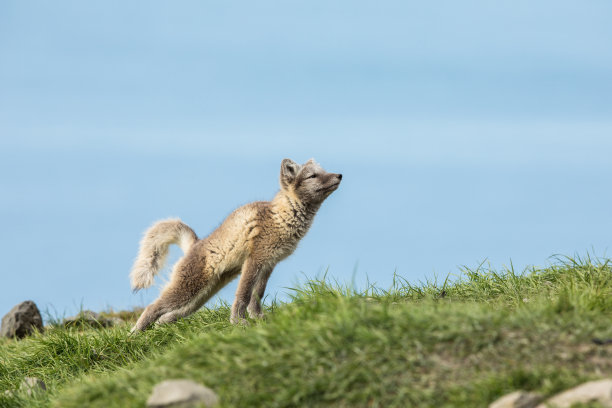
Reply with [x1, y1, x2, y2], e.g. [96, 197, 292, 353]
[230, 315, 249, 326]
[247, 307, 265, 320]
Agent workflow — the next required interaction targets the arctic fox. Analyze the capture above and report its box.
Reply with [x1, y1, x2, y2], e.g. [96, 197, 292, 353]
[130, 158, 342, 331]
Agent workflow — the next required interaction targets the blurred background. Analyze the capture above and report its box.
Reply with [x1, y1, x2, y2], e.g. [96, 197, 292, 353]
[1, 1, 611, 317]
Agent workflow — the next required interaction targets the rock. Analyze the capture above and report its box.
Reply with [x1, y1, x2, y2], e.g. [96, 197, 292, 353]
[4, 377, 47, 397]
[20, 377, 46, 396]
[489, 391, 542, 408]
[1, 301, 43, 339]
[147, 379, 219, 408]
[536, 379, 612, 408]
[63, 310, 123, 328]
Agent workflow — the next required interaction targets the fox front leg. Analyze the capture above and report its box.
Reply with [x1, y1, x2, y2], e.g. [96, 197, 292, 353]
[247, 266, 274, 319]
[231, 258, 270, 324]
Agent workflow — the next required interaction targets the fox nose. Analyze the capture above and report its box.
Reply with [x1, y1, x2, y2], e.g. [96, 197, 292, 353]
[337, 174, 343, 180]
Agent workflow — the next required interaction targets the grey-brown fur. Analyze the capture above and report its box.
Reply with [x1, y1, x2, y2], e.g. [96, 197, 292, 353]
[130, 158, 342, 331]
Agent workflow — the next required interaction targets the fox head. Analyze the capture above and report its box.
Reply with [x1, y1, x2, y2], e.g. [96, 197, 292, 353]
[280, 158, 342, 205]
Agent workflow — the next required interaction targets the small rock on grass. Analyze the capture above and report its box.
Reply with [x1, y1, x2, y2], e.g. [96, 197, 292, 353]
[4, 377, 47, 397]
[489, 391, 542, 408]
[1, 301, 43, 339]
[21, 377, 46, 396]
[147, 379, 219, 408]
[536, 379, 612, 408]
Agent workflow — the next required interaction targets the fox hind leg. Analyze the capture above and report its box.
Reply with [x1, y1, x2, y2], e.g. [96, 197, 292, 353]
[131, 283, 206, 332]
[132, 302, 162, 332]
[156, 299, 203, 325]
[131, 255, 215, 332]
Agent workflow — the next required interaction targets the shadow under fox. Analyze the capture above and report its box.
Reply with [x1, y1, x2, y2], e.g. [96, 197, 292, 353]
[130, 158, 342, 331]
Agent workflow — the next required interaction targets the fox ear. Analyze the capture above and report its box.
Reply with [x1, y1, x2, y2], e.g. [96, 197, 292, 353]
[280, 158, 300, 188]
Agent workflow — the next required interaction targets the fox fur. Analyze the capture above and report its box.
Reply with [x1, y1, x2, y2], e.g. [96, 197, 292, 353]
[130, 158, 342, 331]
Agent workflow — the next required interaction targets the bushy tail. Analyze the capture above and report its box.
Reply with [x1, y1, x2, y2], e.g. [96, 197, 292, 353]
[130, 218, 198, 292]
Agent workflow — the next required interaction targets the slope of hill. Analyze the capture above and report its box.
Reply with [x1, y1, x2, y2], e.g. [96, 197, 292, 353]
[1, 255, 611, 407]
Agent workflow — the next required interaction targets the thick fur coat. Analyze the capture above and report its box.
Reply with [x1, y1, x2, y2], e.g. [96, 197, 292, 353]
[130, 158, 342, 331]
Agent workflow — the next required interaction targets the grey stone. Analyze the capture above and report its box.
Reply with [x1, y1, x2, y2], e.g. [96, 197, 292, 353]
[21, 377, 46, 396]
[489, 391, 542, 408]
[1, 301, 43, 339]
[536, 379, 612, 408]
[147, 379, 219, 408]
[4, 377, 48, 397]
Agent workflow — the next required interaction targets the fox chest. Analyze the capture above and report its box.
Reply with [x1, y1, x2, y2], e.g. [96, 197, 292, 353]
[257, 225, 307, 261]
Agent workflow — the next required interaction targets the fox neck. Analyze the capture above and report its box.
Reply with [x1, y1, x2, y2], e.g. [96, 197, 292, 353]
[272, 190, 320, 238]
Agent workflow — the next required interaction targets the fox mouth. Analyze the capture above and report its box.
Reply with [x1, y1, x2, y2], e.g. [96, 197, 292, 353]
[317, 181, 341, 192]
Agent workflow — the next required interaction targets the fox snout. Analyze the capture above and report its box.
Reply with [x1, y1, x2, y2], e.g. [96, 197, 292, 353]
[330, 173, 342, 188]
[323, 173, 342, 193]
[331, 173, 342, 185]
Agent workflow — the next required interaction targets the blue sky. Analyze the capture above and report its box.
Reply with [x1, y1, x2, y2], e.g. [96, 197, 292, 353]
[1, 1, 611, 318]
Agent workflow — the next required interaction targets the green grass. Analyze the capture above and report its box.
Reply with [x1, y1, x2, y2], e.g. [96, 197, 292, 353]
[1, 255, 611, 407]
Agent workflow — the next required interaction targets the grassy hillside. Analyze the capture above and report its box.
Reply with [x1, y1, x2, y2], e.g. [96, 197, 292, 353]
[1, 255, 611, 407]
